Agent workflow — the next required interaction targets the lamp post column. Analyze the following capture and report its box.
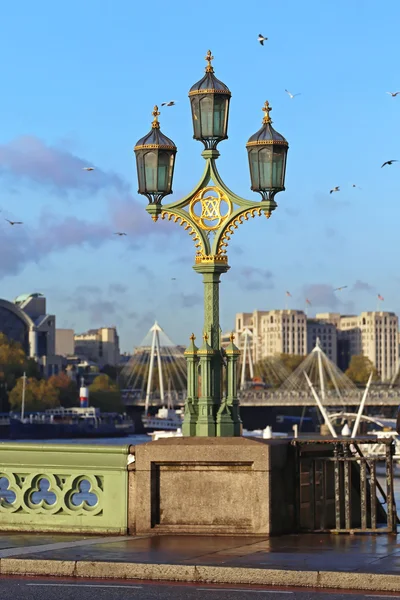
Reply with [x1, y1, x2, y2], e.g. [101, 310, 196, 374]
[193, 262, 229, 436]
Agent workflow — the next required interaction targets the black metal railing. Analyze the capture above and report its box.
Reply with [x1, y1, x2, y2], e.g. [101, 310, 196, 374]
[292, 438, 398, 533]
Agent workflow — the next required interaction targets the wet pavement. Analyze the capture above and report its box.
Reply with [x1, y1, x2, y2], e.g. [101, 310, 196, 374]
[1, 532, 400, 575]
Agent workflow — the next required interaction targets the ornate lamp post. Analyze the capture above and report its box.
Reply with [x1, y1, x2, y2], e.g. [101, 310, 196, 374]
[134, 50, 289, 437]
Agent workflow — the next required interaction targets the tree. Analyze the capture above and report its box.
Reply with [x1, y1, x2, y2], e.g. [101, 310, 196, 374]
[89, 374, 124, 413]
[100, 364, 119, 381]
[0, 334, 41, 411]
[48, 372, 78, 407]
[345, 355, 379, 385]
[278, 354, 305, 374]
[8, 377, 60, 412]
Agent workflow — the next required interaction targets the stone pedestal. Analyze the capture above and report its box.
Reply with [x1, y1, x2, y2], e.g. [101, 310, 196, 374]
[128, 437, 295, 536]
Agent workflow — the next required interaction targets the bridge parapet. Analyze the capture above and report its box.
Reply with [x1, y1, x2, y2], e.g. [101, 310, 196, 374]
[0, 443, 129, 533]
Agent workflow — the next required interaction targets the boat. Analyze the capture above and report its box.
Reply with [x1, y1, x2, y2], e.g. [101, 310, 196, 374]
[142, 406, 183, 432]
[9, 406, 135, 439]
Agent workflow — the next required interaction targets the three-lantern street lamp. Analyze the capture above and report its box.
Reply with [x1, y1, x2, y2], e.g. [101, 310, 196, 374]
[134, 50, 289, 437]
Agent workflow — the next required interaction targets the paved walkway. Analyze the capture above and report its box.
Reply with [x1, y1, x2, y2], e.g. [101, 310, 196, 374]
[1, 533, 400, 591]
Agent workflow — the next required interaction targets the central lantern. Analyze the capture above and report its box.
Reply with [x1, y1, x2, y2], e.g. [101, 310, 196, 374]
[188, 50, 231, 149]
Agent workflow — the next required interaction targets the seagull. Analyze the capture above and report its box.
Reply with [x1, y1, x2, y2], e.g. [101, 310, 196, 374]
[381, 160, 398, 168]
[114, 232, 127, 236]
[5, 218, 23, 225]
[285, 89, 301, 99]
[161, 101, 176, 107]
[386, 92, 400, 97]
[334, 286, 348, 291]
[330, 186, 340, 194]
[351, 183, 362, 189]
[258, 34, 268, 45]
[171, 277, 177, 281]
[83, 167, 95, 171]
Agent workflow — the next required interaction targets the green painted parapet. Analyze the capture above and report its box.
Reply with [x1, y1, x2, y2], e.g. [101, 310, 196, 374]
[0, 443, 129, 534]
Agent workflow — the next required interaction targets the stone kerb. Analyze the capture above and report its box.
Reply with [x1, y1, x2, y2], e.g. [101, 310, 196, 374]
[0, 443, 130, 534]
[128, 437, 295, 536]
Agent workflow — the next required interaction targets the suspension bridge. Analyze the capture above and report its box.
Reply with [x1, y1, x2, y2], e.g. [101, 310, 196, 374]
[120, 323, 400, 412]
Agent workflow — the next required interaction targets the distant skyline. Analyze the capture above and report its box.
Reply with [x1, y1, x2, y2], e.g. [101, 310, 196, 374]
[0, 0, 399, 352]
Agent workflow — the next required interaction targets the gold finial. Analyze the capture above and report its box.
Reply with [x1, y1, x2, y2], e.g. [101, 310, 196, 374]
[262, 100, 272, 124]
[203, 332, 209, 342]
[190, 333, 196, 342]
[230, 332, 235, 342]
[151, 105, 160, 129]
[205, 50, 214, 73]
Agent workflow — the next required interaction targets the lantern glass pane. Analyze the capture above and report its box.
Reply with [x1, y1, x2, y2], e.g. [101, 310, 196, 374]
[199, 96, 213, 137]
[157, 152, 170, 192]
[248, 149, 260, 190]
[191, 98, 201, 138]
[144, 151, 158, 192]
[259, 147, 273, 189]
[136, 154, 146, 193]
[213, 96, 227, 138]
[272, 146, 285, 188]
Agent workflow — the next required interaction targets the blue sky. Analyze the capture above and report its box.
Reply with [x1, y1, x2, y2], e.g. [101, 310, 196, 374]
[0, 0, 399, 352]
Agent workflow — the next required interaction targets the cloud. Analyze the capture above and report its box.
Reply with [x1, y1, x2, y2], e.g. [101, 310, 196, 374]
[109, 283, 128, 295]
[352, 280, 376, 293]
[136, 265, 155, 280]
[325, 227, 337, 239]
[0, 136, 129, 196]
[0, 196, 169, 278]
[303, 284, 339, 309]
[303, 283, 355, 314]
[179, 293, 202, 308]
[108, 195, 170, 237]
[0, 214, 114, 278]
[233, 266, 274, 291]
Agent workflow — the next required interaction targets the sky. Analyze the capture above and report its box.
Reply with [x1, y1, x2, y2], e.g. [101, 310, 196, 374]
[0, 0, 400, 352]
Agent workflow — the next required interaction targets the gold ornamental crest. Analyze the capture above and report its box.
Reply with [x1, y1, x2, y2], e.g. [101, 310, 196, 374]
[189, 186, 232, 231]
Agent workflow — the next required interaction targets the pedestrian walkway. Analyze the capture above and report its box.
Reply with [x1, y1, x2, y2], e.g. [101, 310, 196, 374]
[1, 532, 400, 591]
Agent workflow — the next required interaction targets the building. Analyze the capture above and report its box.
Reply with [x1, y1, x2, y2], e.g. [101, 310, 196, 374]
[55, 329, 75, 356]
[235, 309, 307, 362]
[316, 311, 399, 382]
[74, 327, 120, 367]
[306, 318, 337, 363]
[260, 310, 307, 358]
[235, 311, 269, 362]
[0, 293, 63, 376]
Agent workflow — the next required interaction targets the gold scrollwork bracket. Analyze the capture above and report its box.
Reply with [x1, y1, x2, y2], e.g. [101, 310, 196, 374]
[160, 210, 206, 255]
[215, 207, 270, 256]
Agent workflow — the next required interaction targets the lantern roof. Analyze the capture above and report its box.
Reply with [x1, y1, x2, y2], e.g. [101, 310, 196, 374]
[246, 102, 288, 147]
[189, 50, 231, 97]
[134, 106, 177, 151]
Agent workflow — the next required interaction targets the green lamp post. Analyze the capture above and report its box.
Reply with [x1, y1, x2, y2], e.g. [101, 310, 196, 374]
[134, 50, 289, 437]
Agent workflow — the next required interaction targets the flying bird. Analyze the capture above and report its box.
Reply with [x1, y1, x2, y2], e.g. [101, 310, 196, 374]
[161, 101, 176, 107]
[114, 232, 127, 236]
[5, 219, 23, 225]
[258, 34, 268, 45]
[83, 167, 95, 171]
[330, 186, 340, 194]
[351, 183, 362, 189]
[334, 286, 348, 292]
[285, 89, 301, 99]
[381, 160, 398, 168]
[171, 277, 177, 281]
[386, 92, 400, 97]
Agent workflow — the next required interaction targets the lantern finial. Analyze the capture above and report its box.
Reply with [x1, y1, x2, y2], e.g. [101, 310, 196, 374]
[152, 105, 160, 129]
[205, 50, 214, 73]
[262, 101, 272, 124]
